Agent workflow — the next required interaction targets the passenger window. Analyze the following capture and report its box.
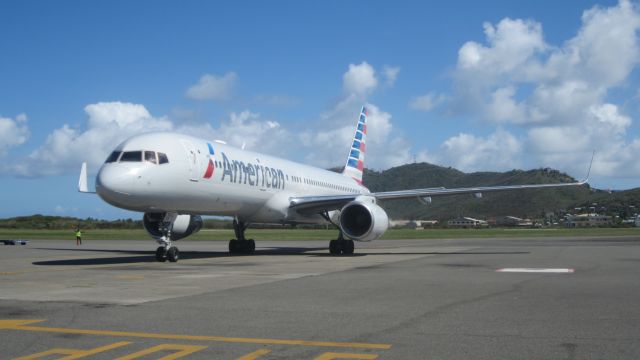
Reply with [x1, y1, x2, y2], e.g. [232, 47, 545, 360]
[105, 151, 121, 163]
[144, 151, 157, 164]
[120, 151, 142, 162]
[158, 152, 169, 164]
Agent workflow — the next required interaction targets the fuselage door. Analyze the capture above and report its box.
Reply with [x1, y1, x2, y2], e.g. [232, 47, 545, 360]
[181, 140, 201, 182]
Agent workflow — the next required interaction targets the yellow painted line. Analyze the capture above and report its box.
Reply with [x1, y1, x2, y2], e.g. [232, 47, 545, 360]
[0, 319, 392, 350]
[0, 271, 23, 275]
[236, 349, 272, 360]
[314, 352, 379, 360]
[13, 341, 131, 360]
[115, 343, 207, 360]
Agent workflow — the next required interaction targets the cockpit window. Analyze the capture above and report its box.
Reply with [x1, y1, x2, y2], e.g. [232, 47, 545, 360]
[105, 151, 121, 163]
[120, 151, 142, 162]
[144, 151, 157, 164]
[158, 152, 169, 164]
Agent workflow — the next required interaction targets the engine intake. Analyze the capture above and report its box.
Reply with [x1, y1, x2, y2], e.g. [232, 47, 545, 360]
[339, 199, 389, 242]
[143, 213, 203, 241]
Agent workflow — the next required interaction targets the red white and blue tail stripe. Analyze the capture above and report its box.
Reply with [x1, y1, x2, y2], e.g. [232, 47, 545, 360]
[342, 106, 367, 185]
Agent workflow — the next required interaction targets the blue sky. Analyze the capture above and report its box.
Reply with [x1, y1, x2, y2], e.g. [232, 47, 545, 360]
[1, 0, 638, 219]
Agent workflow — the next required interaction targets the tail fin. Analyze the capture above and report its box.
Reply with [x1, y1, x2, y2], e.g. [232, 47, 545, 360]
[342, 106, 368, 185]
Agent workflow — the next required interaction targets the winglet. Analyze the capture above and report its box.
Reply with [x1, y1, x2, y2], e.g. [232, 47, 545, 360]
[580, 150, 595, 184]
[78, 162, 95, 193]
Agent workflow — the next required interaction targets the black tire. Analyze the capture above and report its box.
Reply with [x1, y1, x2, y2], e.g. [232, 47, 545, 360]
[155, 246, 166, 262]
[167, 247, 179, 262]
[344, 240, 355, 255]
[247, 239, 256, 253]
[229, 239, 238, 254]
[329, 240, 340, 255]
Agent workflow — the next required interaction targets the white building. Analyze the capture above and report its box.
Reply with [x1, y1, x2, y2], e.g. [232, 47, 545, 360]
[566, 213, 612, 228]
[447, 217, 488, 228]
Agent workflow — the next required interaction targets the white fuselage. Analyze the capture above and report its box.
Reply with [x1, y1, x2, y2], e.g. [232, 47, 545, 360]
[96, 132, 368, 224]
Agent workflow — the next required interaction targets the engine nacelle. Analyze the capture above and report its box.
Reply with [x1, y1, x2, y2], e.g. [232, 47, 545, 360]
[339, 199, 389, 242]
[143, 213, 203, 241]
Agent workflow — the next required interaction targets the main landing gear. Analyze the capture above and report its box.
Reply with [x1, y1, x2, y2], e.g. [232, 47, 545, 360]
[154, 213, 180, 263]
[329, 232, 355, 255]
[228, 219, 255, 254]
[322, 211, 354, 255]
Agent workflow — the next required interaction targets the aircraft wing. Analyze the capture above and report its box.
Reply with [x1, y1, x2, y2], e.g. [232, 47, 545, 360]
[290, 179, 588, 215]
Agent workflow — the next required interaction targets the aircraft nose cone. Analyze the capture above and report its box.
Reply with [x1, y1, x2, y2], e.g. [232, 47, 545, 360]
[96, 165, 134, 202]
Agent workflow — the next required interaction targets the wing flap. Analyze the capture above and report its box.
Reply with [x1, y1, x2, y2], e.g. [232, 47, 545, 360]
[373, 180, 587, 200]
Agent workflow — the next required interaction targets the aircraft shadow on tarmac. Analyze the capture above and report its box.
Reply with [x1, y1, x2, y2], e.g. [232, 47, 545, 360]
[31, 247, 530, 266]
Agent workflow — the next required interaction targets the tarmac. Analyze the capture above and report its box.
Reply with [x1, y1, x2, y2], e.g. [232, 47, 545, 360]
[1, 236, 640, 359]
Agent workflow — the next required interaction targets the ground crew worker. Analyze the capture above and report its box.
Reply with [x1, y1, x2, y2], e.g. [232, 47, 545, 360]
[75, 227, 82, 245]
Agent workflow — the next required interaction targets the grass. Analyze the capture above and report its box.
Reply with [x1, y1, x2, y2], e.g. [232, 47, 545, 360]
[0, 227, 638, 241]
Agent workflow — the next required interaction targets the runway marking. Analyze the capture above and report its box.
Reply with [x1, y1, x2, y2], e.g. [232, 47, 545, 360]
[14, 341, 131, 360]
[496, 268, 575, 273]
[114, 343, 208, 360]
[314, 352, 378, 360]
[0, 319, 392, 350]
[236, 349, 272, 359]
[0, 271, 22, 275]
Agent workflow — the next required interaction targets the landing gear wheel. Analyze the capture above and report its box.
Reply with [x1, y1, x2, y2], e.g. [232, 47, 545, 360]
[155, 246, 166, 262]
[329, 240, 341, 255]
[343, 240, 355, 255]
[329, 239, 354, 255]
[229, 239, 238, 254]
[166, 246, 179, 262]
[229, 239, 255, 254]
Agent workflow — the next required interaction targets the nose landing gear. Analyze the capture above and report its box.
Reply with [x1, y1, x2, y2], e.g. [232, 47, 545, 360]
[154, 213, 180, 262]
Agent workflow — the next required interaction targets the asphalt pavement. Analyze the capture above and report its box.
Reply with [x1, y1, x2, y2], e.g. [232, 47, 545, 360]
[1, 235, 639, 359]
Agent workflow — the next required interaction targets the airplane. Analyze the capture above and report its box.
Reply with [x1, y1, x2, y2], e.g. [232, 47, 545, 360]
[79, 106, 590, 262]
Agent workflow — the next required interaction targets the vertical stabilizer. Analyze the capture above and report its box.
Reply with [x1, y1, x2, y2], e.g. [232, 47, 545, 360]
[342, 106, 368, 185]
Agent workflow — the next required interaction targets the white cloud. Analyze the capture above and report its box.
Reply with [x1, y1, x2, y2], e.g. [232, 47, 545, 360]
[179, 110, 293, 158]
[301, 62, 425, 170]
[443, 0, 640, 179]
[486, 87, 525, 123]
[15, 102, 172, 177]
[457, 18, 545, 76]
[527, 102, 634, 176]
[342, 62, 378, 97]
[453, 1, 640, 126]
[409, 92, 447, 112]
[0, 113, 29, 155]
[186, 72, 237, 101]
[382, 66, 400, 87]
[438, 129, 522, 172]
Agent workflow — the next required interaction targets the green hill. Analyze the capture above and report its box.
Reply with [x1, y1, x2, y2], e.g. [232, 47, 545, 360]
[363, 163, 638, 221]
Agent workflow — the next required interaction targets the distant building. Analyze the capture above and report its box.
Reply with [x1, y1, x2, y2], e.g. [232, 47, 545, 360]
[447, 217, 488, 228]
[489, 216, 533, 227]
[566, 213, 612, 228]
[390, 220, 439, 229]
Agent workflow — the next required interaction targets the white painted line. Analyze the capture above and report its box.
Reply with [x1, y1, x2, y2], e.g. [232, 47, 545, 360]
[496, 268, 575, 273]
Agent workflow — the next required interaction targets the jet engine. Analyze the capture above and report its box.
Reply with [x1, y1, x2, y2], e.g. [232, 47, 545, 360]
[143, 213, 203, 241]
[339, 198, 389, 242]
